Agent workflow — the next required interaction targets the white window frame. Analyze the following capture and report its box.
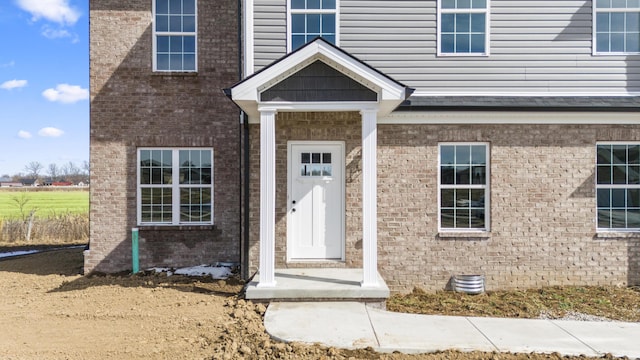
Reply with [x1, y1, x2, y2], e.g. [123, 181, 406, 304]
[287, 0, 340, 53]
[152, 0, 198, 72]
[437, 0, 490, 57]
[593, 0, 640, 55]
[137, 148, 214, 226]
[595, 142, 640, 232]
[438, 143, 490, 232]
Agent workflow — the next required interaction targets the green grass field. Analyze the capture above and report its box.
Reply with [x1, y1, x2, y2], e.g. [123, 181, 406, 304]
[0, 190, 89, 219]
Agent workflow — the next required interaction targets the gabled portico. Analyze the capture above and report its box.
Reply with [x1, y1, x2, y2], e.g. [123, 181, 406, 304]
[226, 38, 412, 300]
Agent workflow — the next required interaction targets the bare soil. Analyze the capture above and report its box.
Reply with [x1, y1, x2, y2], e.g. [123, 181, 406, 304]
[0, 247, 635, 359]
[388, 286, 640, 323]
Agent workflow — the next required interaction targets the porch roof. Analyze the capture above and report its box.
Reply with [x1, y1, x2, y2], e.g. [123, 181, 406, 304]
[224, 37, 413, 119]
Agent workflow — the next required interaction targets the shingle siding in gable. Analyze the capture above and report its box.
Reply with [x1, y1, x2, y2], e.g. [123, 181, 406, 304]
[252, 0, 640, 95]
[260, 61, 378, 102]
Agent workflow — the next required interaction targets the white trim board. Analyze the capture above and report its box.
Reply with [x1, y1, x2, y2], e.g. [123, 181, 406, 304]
[410, 91, 640, 97]
[244, 0, 254, 76]
[379, 111, 640, 125]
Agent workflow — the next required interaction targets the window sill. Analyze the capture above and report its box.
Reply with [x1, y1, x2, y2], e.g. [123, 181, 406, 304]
[594, 231, 640, 239]
[286, 259, 345, 265]
[437, 53, 490, 57]
[137, 225, 215, 231]
[151, 71, 198, 77]
[437, 232, 490, 240]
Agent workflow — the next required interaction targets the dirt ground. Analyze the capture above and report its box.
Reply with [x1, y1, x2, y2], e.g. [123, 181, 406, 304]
[388, 286, 640, 323]
[0, 247, 634, 360]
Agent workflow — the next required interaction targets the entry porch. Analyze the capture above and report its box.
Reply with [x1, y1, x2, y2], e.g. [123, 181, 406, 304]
[245, 268, 389, 303]
[226, 38, 412, 301]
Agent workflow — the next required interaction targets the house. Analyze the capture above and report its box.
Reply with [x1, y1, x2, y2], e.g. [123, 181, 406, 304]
[84, 0, 241, 273]
[88, 0, 640, 299]
[19, 178, 38, 187]
[0, 182, 24, 188]
[52, 181, 74, 187]
[228, 0, 640, 298]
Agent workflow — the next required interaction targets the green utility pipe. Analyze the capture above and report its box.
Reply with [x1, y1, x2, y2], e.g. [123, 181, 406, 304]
[132, 228, 139, 274]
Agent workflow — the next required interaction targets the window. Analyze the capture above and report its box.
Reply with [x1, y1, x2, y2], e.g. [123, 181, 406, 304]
[153, 0, 197, 71]
[138, 148, 213, 225]
[439, 144, 489, 231]
[289, 0, 337, 51]
[300, 152, 332, 176]
[594, 0, 640, 54]
[438, 0, 489, 55]
[596, 144, 640, 230]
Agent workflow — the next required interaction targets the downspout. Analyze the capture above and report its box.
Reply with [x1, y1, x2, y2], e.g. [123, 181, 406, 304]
[242, 112, 250, 280]
[238, 0, 251, 280]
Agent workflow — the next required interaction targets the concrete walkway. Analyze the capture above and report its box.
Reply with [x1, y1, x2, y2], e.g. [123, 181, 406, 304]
[265, 302, 640, 358]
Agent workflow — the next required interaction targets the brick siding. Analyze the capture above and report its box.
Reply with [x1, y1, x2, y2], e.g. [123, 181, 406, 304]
[86, 0, 241, 273]
[248, 116, 640, 292]
[248, 112, 365, 273]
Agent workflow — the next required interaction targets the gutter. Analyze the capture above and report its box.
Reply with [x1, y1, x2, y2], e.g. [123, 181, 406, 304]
[238, 0, 250, 281]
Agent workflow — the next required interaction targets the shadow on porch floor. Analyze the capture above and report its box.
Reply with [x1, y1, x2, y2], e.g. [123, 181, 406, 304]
[244, 268, 389, 304]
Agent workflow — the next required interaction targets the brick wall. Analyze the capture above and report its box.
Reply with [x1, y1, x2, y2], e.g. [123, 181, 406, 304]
[248, 112, 364, 273]
[248, 117, 640, 292]
[86, 0, 241, 273]
[378, 123, 640, 292]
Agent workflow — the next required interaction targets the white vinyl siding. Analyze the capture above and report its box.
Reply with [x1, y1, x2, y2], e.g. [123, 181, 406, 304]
[253, 1, 640, 95]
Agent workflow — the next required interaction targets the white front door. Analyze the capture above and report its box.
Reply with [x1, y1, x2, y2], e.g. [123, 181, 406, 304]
[288, 142, 345, 260]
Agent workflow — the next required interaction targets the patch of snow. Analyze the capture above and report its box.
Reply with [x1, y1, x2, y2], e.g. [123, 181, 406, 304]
[0, 245, 86, 260]
[175, 265, 232, 279]
[149, 265, 232, 279]
[0, 250, 39, 259]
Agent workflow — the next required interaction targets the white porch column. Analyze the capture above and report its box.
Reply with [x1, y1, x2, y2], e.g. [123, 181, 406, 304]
[258, 109, 277, 287]
[361, 109, 379, 287]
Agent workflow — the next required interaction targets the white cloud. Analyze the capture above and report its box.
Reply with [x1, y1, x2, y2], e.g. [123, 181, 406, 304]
[16, 0, 80, 26]
[42, 84, 89, 104]
[42, 27, 68, 38]
[1, 79, 28, 90]
[41, 25, 78, 42]
[0, 61, 15, 68]
[17, 130, 32, 139]
[38, 127, 64, 137]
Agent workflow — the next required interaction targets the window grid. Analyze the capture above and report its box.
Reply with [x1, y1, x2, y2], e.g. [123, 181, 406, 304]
[153, 0, 197, 72]
[289, 0, 338, 52]
[438, 0, 489, 56]
[596, 143, 640, 230]
[138, 148, 213, 225]
[300, 152, 333, 177]
[594, 0, 640, 54]
[439, 144, 489, 231]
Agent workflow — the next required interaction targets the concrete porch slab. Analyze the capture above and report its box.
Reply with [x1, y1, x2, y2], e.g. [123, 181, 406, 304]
[244, 268, 390, 301]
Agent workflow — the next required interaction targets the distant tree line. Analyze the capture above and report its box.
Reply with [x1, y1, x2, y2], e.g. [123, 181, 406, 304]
[0, 161, 90, 185]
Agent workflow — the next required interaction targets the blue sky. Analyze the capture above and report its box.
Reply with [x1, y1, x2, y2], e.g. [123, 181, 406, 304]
[0, 0, 88, 177]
